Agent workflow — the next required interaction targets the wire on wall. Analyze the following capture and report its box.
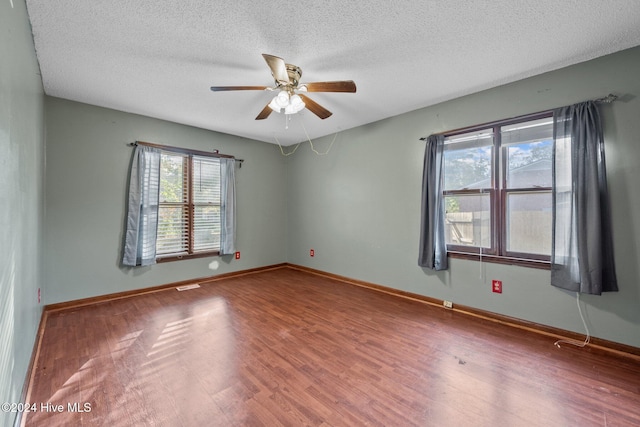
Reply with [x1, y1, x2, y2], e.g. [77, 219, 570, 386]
[300, 120, 338, 156]
[554, 292, 591, 349]
[273, 118, 339, 157]
[274, 137, 302, 156]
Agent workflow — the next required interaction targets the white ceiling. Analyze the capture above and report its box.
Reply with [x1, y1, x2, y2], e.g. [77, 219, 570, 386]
[26, 1, 640, 146]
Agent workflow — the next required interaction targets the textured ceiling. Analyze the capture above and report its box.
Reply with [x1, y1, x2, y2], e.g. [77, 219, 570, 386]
[26, 0, 640, 146]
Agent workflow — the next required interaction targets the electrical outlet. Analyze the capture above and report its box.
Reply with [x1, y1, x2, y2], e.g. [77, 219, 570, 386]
[310, 249, 315, 257]
[443, 300, 453, 309]
[235, 251, 240, 260]
[492, 280, 503, 294]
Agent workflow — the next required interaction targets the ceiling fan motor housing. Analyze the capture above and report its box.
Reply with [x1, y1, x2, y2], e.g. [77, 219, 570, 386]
[284, 64, 302, 89]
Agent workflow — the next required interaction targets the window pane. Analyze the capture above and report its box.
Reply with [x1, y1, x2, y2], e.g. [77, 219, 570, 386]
[501, 117, 553, 145]
[502, 118, 553, 189]
[506, 142, 552, 188]
[157, 206, 188, 255]
[193, 205, 220, 251]
[193, 156, 221, 253]
[444, 131, 493, 191]
[193, 156, 220, 203]
[155, 151, 223, 258]
[158, 152, 188, 256]
[159, 154, 186, 203]
[444, 194, 491, 248]
[506, 192, 551, 255]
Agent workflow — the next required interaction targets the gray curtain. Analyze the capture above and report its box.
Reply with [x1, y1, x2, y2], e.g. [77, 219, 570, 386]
[220, 158, 236, 255]
[419, 134, 448, 270]
[551, 101, 618, 294]
[122, 145, 161, 266]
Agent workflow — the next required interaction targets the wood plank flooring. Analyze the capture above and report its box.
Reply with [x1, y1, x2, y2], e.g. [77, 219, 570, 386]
[24, 267, 640, 426]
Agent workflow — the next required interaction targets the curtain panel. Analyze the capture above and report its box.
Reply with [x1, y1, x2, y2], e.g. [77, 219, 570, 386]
[122, 145, 161, 267]
[418, 134, 448, 271]
[220, 158, 236, 255]
[551, 101, 618, 295]
[122, 145, 237, 266]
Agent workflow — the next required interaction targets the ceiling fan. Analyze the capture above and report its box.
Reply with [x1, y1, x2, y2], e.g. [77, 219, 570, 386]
[210, 54, 356, 120]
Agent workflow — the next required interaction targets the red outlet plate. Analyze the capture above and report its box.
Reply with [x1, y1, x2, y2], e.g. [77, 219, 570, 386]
[310, 249, 315, 257]
[235, 251, 240, 260]
[492, 280, 502, 293]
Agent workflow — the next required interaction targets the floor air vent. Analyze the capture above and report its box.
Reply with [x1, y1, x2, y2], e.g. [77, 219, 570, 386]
[176, 284, 201, 291]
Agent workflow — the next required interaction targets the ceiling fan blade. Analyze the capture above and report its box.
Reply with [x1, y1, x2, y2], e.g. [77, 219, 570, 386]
[303, 81, 357, 93]
[210, 86, 269, 92]
[262, 54, 290, 85]
[298, 94, 332, 119]
[255, 103, 273, 120]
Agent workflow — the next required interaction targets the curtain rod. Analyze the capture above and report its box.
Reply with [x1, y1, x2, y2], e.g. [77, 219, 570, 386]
[420, 93, 619, 140]
[129, 141, 244, 166]
[593, 93, 618, 104]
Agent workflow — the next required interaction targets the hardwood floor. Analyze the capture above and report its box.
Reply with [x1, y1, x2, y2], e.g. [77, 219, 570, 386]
[24, 267, 640, 426]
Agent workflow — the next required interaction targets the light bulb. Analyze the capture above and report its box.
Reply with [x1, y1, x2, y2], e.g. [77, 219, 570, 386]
[285, 94, 305, 114]
[269, 91, 290, 112]
[275, 91, 290, 108]
[268, 96, 281, 112]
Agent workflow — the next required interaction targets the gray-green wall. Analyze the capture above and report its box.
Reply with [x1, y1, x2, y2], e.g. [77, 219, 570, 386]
[44, 97, 288, 304]
[0, 0, 45, 425]
[5, 11, 639, 423]
[287, 46, 640, 348]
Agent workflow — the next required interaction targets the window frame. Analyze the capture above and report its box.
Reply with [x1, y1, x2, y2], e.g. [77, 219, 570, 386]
[149, 143, 229, 263]
[442, 111, 553, 269]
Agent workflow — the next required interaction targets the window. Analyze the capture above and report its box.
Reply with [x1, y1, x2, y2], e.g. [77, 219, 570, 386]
[156, 152, 222, 260]
[442, 113, 553, 265]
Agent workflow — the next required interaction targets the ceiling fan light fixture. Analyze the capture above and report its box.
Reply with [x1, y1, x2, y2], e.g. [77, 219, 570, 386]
[211, 53, 356, 121]
[275, 90, 290, 106]
[268, 97, 282, 112]
[284, 94, 305, 114]
[269, 90, 292, 112]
